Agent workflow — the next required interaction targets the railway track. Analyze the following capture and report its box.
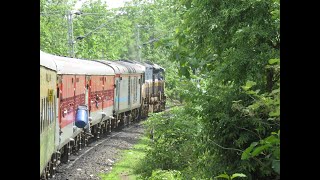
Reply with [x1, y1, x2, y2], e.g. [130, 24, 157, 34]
[50, 122, 145, 180]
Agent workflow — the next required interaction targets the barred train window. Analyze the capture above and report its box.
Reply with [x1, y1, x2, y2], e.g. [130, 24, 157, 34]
[128, 78, 131, 105]
[40, 99, 42, 134]
[46, 97, 48, 128]
[54, 95, 56, 123]
[49, 99, 51, 125]
[50, 99, 52, 124]
[133, 78, 135, 103]
[43, 98, 45, 131]
[51, 98, 53, 124]
[41, 99, 43, 134]
[52, 95, 56, 124]
[51, 96, 53, 124]
[45, 97, 47, 130]
[48, 98, 50, 125]
[42, 98, 45, 132]
[47, 97, 49, 128]
[42, 98, 44, 132]
[47, 98, 50, 125]
[48, 99, 51, 125]
[136, 77, 138, 102]
[40, 99, 42, 133]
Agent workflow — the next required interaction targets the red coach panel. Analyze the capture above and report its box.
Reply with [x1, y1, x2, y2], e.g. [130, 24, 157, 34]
[60, 75, 75, 128]
[103, 76, 114, 109]
[75, 75, 86, 110]
[90, 76, 104, 112]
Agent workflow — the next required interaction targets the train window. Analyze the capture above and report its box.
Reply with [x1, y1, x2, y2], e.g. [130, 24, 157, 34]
[42, 98, 45, 132]
[134, 77, 137, 103]
[47, 98, 49, 127]
[105, 77, 106, 82]
[136, 78, 138, 99]
[47, 99, 50, 126]
[49, 100, 52, 125]
[50, 100, 54, 124]
[57, 87, 59, 98]
[40, 99, 42, 134]
[46, 98, 49, 128]
[41, 98, 43, 134]
[72, 78, 74, 83]
[49, 99, 51, 125]
[133, 78, 135, 103]
[51, 99, 53, 125]
[51, 96, 54, 124]
[54, 95, 56, 123]
[40, 100, 41, 134]
[48, 98, 50, 126]
[46, 73, 51, 82]
[45, 97, 48, 129]
[43, 98, 46, 131]
[43, 98, 45, 131]
[48, 99, 50, 126]
[128, 77, 131, 105]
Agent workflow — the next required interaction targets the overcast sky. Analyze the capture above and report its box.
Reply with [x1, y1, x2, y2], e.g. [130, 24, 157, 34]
[75, 0, 132, 9]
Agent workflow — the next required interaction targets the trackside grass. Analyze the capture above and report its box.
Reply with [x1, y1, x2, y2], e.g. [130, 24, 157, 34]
[99, 136, 150, 180]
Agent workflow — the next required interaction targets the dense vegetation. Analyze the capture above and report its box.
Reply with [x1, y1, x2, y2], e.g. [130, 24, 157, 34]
[41, 0, 280, 179]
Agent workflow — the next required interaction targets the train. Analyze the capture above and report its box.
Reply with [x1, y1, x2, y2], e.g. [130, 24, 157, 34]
[40, 50, 166, 179]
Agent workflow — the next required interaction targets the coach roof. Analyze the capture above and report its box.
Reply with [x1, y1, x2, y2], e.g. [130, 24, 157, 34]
[51, 55, 115, 75]
[94, 60, 131, 74]
[40, 51, 57, 71]
[117, 60, 145, 74]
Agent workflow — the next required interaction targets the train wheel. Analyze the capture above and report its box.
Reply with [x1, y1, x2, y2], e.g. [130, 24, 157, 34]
[108, 120, 112, 133]
[41, 168, 48, 180]
[105, 121, 108, 133]
[49, 155, 56, 178]
[79, 133, 82, 151]
[96, 124, 101, 139]
[61, 145, 69, 163]
[46, 162, 51, 178]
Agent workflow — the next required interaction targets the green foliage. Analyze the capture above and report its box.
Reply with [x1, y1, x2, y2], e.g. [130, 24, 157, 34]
[165, 0, 280, 178]
[148, 170, 182, 180]
[241, 130, 280, 175]
[215, 172, 247, 180]
[135, 106, 202, 179]
[40, 0, 76, 55]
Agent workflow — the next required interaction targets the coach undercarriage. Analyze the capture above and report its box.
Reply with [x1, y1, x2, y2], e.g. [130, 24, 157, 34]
[40, 108, 142, 180]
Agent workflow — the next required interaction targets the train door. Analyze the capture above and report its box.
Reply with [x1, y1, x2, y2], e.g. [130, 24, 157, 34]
[128, 76, 131, 109]
[115, 78, 120, 111]
[74, 75, 86, 132]
[152, 74, 155, 96]
[85, 76, 90, 108]
[102, 76, 105, 110]
[139, 75, 142, 104]
[89, 76, 104, 125]
[55, 76, 61, 148]
[103, 76, 114, 115]
[59, 75, 76, 145]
